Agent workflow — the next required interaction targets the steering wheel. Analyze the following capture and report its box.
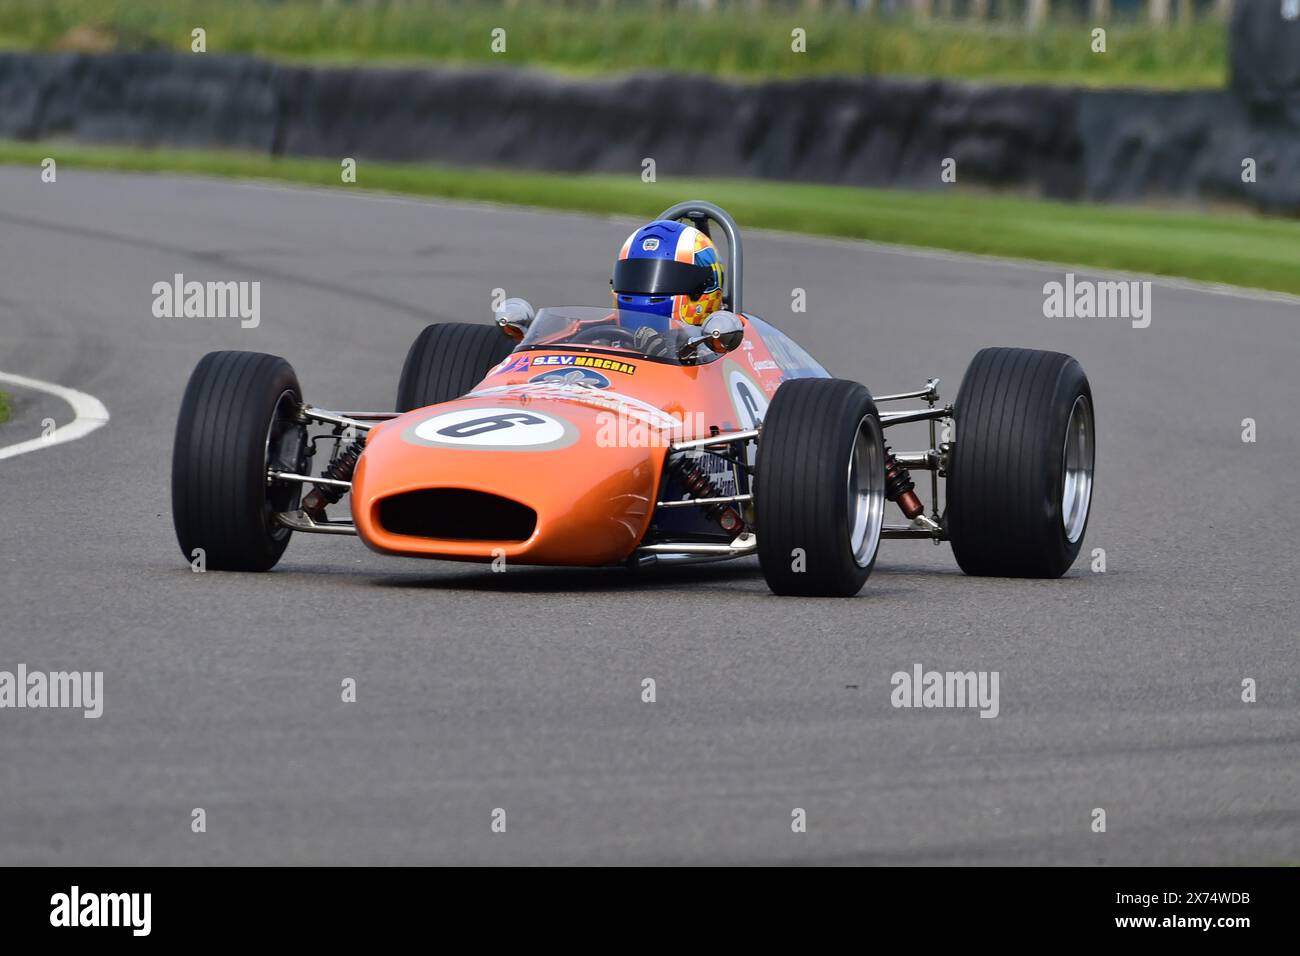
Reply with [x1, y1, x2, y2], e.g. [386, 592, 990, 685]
[569, 324, 640, 347]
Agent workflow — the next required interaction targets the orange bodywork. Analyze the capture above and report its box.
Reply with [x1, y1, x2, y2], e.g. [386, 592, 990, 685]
[351, 316, 804, 566]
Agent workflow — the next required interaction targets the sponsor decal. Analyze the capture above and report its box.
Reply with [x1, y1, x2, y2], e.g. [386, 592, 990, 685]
[492, 355, 531, 375]
[532, 354, 636, 375]
[689, 448, 739, 496]
[404, 406, 578, 452]
[467, 384, 683, 432]
[529, 368, 611, 389]
[641, 237, 660, 252]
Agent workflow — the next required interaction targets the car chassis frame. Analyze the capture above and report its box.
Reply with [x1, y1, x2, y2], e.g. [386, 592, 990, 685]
[266, 378, 955, 566]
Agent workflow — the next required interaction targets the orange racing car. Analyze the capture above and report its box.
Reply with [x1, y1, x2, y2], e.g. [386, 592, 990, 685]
[171, 201, 1095, 596]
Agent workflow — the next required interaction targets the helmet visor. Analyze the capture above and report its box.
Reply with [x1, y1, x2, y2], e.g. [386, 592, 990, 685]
[613, 257, 717, 298]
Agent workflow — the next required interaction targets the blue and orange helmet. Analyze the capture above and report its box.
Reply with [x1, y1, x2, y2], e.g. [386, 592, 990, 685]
[612, 220, 724, 332]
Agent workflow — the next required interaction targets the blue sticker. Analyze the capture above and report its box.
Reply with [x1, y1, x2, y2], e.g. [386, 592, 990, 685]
[530, 368, 611, 389]
[494, 355, 531, 375]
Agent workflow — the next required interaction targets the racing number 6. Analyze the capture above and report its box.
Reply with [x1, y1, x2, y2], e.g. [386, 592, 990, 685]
[436, 412, 548, 439]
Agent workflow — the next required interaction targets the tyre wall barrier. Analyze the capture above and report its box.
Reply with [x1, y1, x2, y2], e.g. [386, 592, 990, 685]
[1, 46, 1296, 213]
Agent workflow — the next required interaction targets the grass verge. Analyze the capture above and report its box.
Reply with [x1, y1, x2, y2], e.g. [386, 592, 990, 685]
[0, 0, 1227, 90]
[5, 139, 1300, 296]
[0, 390, 10, 425]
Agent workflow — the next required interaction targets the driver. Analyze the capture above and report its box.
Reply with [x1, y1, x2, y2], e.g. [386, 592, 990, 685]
[610, 219, 724, 356]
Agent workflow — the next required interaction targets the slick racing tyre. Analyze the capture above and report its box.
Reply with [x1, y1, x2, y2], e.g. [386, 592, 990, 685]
[396, 323, 515, 412]
[172, 351, 308, 571]
[755, 378, 887, 597]
[946, 347, 1095, 578]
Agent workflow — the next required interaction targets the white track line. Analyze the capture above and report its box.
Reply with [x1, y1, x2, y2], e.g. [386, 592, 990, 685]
[0, 371, 110, 460]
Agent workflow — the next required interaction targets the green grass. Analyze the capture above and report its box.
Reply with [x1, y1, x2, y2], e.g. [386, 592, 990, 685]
[0, 390, 10, 425]
[0, 0, 1228, 89]
[5, 139, 1299, 295]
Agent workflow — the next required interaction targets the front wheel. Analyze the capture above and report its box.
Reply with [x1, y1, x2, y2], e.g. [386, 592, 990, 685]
[755, 378, 887, 597]
[396, 322, 515, 412]
[171, 351, 307, 571]
[945, 347, 1095, 578]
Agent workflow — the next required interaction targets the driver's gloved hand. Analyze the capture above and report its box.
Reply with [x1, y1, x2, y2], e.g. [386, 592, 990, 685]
[672, 326, 711, 364]
[633, 325, 667, 356]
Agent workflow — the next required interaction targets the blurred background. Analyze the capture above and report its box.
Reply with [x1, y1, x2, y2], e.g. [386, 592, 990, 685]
[1, 0, 1298, 292]
[0, 0, 1238, 86]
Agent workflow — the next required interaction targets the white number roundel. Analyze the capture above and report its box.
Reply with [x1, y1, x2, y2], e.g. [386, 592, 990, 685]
[409, 406, 575, 450]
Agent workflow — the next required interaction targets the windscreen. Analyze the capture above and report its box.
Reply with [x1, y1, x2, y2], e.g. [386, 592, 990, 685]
[512, 306, 722, 366]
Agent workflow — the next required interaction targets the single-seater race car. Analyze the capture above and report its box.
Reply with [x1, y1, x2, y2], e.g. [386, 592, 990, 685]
[171, 201, 1095, 596]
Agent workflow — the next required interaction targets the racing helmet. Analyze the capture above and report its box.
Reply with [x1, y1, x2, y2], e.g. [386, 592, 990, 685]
[612, 220, 724, 332]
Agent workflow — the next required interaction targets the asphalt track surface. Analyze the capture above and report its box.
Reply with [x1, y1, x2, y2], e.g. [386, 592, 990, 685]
[1, 168, 1297, 865]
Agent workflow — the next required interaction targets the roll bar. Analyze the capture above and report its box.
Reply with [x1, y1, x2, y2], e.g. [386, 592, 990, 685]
[656, 200, 744, 315]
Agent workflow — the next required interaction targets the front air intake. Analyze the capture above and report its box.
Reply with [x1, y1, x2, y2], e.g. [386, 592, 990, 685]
[377, 489, 537, 542]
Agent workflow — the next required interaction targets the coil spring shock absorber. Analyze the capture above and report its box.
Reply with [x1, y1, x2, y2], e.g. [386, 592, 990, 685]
[883, 446, 924, 520]
[674, 456, 745, 535]
[302, 435, 364, 519]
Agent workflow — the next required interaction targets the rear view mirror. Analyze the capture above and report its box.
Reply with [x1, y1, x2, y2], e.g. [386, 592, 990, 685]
[688, 310, 744, 356]
[495, 297, 536, 341]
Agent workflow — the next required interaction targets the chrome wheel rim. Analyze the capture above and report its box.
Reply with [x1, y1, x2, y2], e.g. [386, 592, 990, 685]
[847, 413, 887, 567]
[1061, 394, 1094, 544]
[264, 389, 303, 535]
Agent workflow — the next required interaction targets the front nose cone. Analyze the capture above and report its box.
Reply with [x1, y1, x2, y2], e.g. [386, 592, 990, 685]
[350, 399, 668, 565]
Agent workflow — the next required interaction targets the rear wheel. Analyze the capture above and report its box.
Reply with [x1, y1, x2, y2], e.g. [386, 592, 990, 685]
[755, 378, 887, 597]
[396, 323, 514, 412]
[171, 351, 307, 571]
[945, 347, 1095, 578]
